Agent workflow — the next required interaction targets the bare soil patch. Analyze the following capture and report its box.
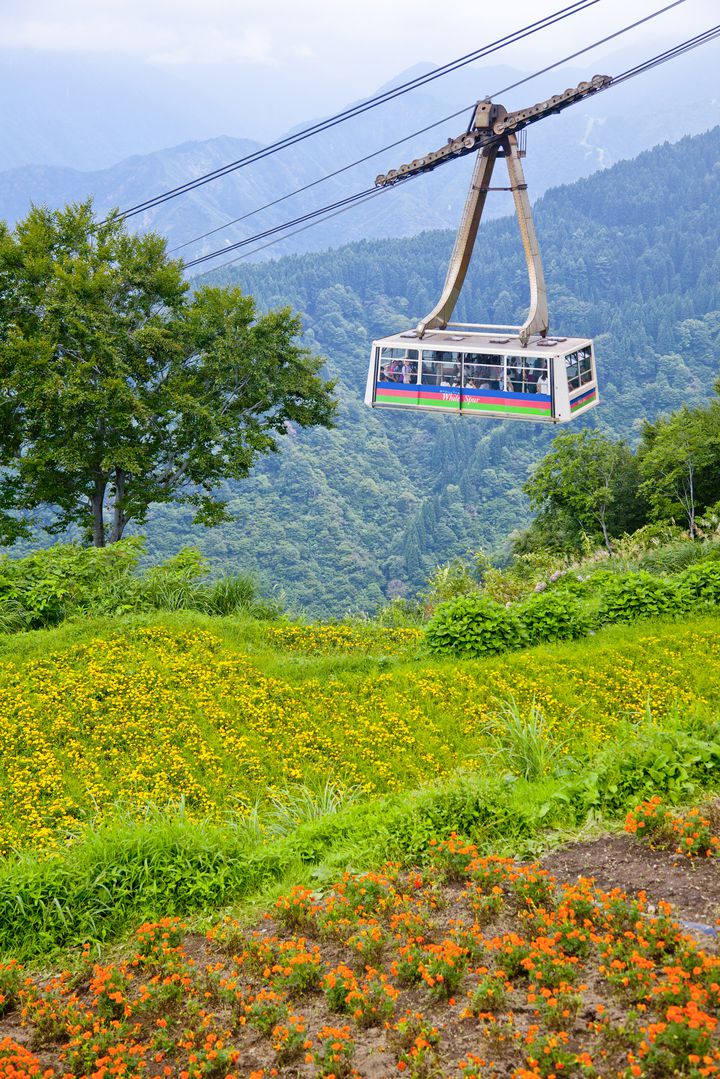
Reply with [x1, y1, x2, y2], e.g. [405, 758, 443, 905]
[543, 831, 720, 927]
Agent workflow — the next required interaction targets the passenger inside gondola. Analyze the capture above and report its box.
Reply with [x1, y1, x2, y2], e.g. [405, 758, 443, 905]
[501, 355, 550, 394]
[401, 359, 417, 383]
[463, 354, 504, 390]
[422, 353, 462, 388]
[380, 346, 420, 383]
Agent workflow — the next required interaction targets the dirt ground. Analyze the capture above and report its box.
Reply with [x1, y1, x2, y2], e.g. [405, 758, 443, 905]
[543, 831, 720, 929]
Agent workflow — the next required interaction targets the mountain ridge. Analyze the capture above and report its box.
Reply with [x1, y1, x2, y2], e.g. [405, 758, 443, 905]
[2, 49, 718, 260]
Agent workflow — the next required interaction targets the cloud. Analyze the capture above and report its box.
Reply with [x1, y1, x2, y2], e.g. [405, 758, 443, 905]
[1, 0, 718, 76]
[148, 28, 277, 66]
[0, 6, 279, 66]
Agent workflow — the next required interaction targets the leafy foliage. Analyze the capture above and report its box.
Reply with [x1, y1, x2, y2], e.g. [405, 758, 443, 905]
[425, 595, 522, 657]
[677, 560, 720, 606]
[516, 590, 590, 645]
[0, 200, 336, 547]
[0, 540, 276, 631]
[524, 430, 644, 554]
[639, 399, 720, 537]
[424, 558, 720, 658]
[0, 539, 143, 629]
[596, 571, 687, 625]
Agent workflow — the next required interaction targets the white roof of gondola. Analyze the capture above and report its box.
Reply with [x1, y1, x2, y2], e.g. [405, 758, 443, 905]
[373, 329, 592, 355]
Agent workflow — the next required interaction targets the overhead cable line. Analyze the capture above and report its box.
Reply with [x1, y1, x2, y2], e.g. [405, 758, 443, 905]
[487, 0, 688, 99]
[172, 0, 688, 257]
[187, 20, 720, 277]
[611, 23, 720, 83]
[167, 107, 471, 254]
[107, 0, 604, 223]
[183, 184, 406, 268]
[191, 190, 390, 281]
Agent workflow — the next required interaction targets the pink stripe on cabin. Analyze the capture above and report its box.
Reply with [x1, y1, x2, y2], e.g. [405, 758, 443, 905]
[378, 387, 420, 399]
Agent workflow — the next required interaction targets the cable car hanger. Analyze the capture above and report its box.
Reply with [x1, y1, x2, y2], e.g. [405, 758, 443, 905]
[375, 74, 610, 346]
[367, 74, 609, 424]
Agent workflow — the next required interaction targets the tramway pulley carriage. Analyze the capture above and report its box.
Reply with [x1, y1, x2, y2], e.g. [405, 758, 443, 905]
[366, 77, 608, 423]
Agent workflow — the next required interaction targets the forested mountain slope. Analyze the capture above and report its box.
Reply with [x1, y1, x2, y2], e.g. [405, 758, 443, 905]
[140, 125, 720, 616]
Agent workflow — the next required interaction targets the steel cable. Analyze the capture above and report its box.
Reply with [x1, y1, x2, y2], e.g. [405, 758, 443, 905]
[173, 0, 688, 259]
[185, 20, 720, 275]
[108, 0, 605, 223]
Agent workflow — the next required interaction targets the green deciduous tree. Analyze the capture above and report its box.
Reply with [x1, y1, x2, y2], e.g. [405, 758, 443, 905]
[638, 387, 720, 538]
[524, 429, 644, 554]
[0, 201, 336, 546]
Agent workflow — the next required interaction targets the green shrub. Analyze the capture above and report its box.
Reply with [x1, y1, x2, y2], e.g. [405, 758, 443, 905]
[425, 594, 522, 657]
[0, 542, 275, 632]
[613, 522, 685, 559]
[676, 561, 720, 607]
[545, 574, 590, 598]
[422, 557, 481, 607]
[0, 540, 143, 629]
[596, 571, 687, 626]
[516, 590, 590, 645]
[552, 724, 720, 822]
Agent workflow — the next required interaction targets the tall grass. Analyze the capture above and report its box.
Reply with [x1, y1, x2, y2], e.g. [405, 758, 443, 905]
[266, 780, 362, 837]
[203, 574, 261, 616]
[488, 696, 567, 781]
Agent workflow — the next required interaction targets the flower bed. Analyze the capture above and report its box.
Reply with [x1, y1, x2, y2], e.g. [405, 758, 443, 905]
[4, 834, 720, 1077]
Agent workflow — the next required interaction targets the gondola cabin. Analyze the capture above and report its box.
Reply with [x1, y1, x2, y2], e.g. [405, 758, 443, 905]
[365, 329, 598, 423]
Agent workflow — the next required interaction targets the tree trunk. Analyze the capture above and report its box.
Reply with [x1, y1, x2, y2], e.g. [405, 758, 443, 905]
[685, 459, 696, 540]
[91, 480, 106, 547]
[598, 506, 614, 555]
[109, 467, 128, 543]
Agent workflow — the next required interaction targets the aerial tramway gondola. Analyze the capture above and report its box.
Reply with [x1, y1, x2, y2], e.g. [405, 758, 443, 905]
[366, 77, 608, 423]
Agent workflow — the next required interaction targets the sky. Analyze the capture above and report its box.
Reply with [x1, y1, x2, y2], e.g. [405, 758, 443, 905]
[2, 0, 718, 142]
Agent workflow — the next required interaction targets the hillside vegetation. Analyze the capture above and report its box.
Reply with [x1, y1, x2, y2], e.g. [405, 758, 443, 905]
[9, 126, 720, 616]
[2, 543, 720, 1078]
[0, 584, 719, 965]
[2, 611, 718, 860]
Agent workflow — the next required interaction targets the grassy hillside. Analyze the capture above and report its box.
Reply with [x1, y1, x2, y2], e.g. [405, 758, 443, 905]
[0, 604, 718, 967]
[3, 612, 720, 859]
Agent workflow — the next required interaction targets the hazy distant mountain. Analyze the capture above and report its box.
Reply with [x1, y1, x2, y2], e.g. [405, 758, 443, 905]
[0, 51, 263, 171]
[0, 46, 718, 263]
